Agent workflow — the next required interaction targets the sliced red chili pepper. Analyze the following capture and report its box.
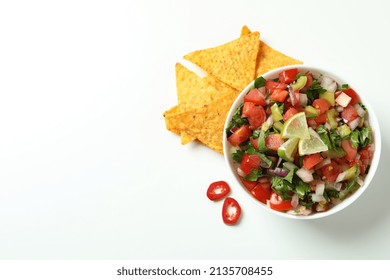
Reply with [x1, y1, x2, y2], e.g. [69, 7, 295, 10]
[207, 181, 231, 201]
[222, 197, 241, 225]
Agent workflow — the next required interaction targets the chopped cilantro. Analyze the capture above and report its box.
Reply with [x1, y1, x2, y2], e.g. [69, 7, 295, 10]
[254, 76, 266, 88]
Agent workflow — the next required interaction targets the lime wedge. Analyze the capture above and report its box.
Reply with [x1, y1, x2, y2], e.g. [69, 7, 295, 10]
[281, 112, 310, 139]
[298, 128, 329, 156]
[278, 137, 299, 162]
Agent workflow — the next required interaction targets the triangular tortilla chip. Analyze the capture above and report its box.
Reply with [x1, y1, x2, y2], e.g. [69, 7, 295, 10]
[240, 26, 303, 77]
[166, 95, 237, 154]
[184, 32, 260, 91]
[255, 41, 302, 77]
[164, 64, 239, 147]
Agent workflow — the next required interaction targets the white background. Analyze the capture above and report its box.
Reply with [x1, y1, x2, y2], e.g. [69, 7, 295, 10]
[0, 0, 389, 260]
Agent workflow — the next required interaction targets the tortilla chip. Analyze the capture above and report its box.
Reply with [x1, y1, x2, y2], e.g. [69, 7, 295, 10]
[240, 26, 303, 77]
[164, 64, 239, 147]
[256, 41, 302, 77]
[175, 63, 237, 111]
[163, 106, 181, 134]
[184, 32, 260, 91]
[166, 96, 236, 154]
[241, 25, 251, 36]
[180, 131, 196, 145]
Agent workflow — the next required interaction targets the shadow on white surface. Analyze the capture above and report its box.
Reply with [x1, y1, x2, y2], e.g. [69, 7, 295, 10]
[303, 140, 390, 249]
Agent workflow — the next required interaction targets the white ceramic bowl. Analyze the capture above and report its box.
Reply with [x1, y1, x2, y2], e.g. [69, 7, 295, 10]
[223, 65, 381, 219]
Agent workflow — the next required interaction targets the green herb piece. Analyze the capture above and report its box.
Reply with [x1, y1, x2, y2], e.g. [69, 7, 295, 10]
[329, 129, 341, 148]
[284, 168, 295, 184]
[254, 76, 266, 88]
[339, 179, 359, 199]
[317, 125, 333, 149]
[306, 79, 326, 103]
[226, 104, 249, 135]
[326, 189, 340, 199]
[244, 168, 265, 181]
[271, 177, 293, 200]
[339, 84, 349, 90]
[259, 153, 273, 168]
[350, 130, 359, 149]
[231, 149, 244, 163]
[257, 130, 269, 152]
[295, 180, 310, 199]
[359, 127, 372, 148]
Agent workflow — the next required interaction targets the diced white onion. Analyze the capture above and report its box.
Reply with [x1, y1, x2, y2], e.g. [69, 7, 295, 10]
[288, 86, 297, 105]
[335, 171, 347, 182]
[348, 117, 360, 130]
[299, 93, 308, 106]
[335, 92, 352, 107]
[291, 194, 299, 209]
[315, 183, 325, 196]
[312, 194, 325, 202]
[315, 158, 331, 170]
[355, 153, 361, 160]
[258, 177, 269, 183]
[266, 115, 274, 126]
[336, 106, 344, 112]
[259, 86, 266, 96]
[357, 177, 364, 186]
[320, 76, 337, 93]
[296, 167, 314, 183]
[325, 122, 331, 130]
[276, 157, 283, 168]
[287, 205, 312, 216]
[283, 162, 298, 171]
[333, 183, 342, 191]
[354, 103, 366, 117]
[237, 167, 245, 177]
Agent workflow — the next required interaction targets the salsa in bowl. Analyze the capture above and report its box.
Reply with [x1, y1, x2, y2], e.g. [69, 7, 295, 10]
[223, 66, 380, 219]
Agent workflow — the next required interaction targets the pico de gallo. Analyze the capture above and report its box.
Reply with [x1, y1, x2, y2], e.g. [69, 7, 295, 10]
[226, 68, 374, 215]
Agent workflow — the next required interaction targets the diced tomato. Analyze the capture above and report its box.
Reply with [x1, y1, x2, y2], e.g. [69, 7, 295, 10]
[302, 72, 313, 91]
[268, 192, 294, 211]
[359, 145, 373, 159]
[313, 113, 327, 125]
[303, 153, 324, 170]
[333, 157, 348, 165]
[279, 68, 298, 84]
[321, 161, 341, 183]
[244, 88, 266, 106]
[270, 89, 289, 102]
[350, 159, 367, 175]
[250, 137, 258, 150]
[207, 181, 230, 201]
[227, 125, 251, 146]
[265, 80, 287, 93]
[240, 178, 257, 191]
[307, 113, 327, 129]
[342, 88, 360, 105]
[242, 102, 266, 129]
[265, 134, 284, 150]
[283, 107, 299, 122]
[341, 139, 357, 162]
[341, 105, 358, 123]
[251, 182, 271, 203]
[313, 98, 331, 115]
[240, 153, 261, 175]
[222, 197, 241, 225]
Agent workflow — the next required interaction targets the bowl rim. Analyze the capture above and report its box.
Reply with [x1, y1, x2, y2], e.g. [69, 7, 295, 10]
[222, 64, 382, 220]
